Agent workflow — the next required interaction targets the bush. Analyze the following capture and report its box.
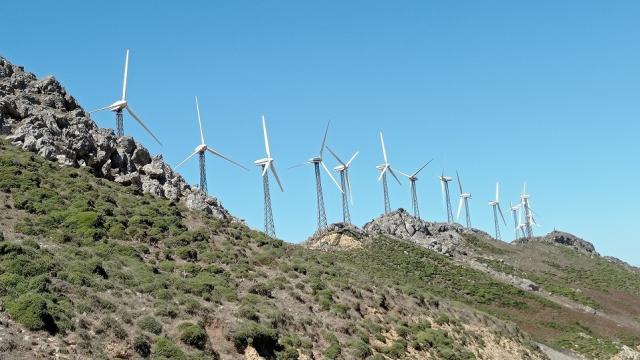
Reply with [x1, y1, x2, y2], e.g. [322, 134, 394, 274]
[152, 337, 187, 360]
[231, 321, 279, 353]
[179, 322, 208, 350]
[5, 292, 56, 333]
[350, 339, 373, 359]
[137, 316, 162, 335]
[133, 335, 151, 357]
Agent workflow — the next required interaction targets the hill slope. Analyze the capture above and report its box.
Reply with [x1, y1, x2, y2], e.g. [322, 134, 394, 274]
[1, 55, 640, 360]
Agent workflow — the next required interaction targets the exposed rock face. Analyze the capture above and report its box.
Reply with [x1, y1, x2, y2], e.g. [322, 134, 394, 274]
[0, 56, 232, 219]
[305, 223, 369, 250]
[514, 230, 598, 256]
[362, 208, 486, 257]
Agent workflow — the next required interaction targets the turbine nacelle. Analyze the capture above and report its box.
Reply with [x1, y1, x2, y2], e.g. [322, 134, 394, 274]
[106, 100, 128, 112]
[195, 144, 207, 153]
[254, 158, 272, 166]
[460, 193, 472, 199]
[440, 176, 453, 182]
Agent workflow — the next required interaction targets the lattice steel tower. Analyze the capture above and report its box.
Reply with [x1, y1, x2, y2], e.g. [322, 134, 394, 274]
[312, 160, 328, 230]
[262, 164, 276, 237]
[198, 152, 207, 194]
[254, 115, 284, 238]
[440, 174, 454, 223]
[115, 110, 124, 137]
[339, 172, 351, 224]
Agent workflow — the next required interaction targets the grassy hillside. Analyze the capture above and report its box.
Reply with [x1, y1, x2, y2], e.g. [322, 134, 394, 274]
[0, 138, 638, 359]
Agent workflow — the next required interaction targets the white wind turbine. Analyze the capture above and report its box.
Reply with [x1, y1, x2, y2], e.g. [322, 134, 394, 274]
[456, 171, 472, 228]
[439, 171, 454, 223]
[326, 147, 358, 224]
[520, 182, 539, 238]
[397, 159, 434, 219]
[488, 182, 507, 240]
[175, 96, 247, 195]
[292, 122, 343, 231]
[377, 132, 402, 214]
[90, 49, 161, 145]
[509, 201, 525, 239]
[254, 116, 283, 238]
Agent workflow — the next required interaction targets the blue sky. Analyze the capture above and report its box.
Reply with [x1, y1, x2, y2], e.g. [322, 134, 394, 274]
[2, 1, 639, 265]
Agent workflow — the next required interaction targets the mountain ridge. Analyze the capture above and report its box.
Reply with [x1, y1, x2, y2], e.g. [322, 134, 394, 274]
[2, 55, 640, 359]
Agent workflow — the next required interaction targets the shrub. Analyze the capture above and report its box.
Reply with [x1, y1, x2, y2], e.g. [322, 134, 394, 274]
[435, 314, 451, 325]
[350, 339, 373, 359]
[231, 321, 279, 353]
[137, 316, 162, 335]
[5, 292, 56, 333]
[133, 335, 151, 358]
[152, 337, 187, 360]
[179, 322, 208, 350]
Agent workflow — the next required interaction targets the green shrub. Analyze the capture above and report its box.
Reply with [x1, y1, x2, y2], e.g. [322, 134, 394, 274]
[350, 338, 373, 359]
[435, 314, 451, 325]
[178, 322, 208, 349]
[137, 316, 162, 335]
[231, 321, 279, 352]
[152, 337, 187, 360]
[5, 293, 54, 332]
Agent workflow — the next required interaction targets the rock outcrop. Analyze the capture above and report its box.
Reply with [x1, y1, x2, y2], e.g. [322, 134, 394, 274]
[513, 230, 598, 256]
[305, 223, 369, 250]
[0, 56, 232, 219]
[362, 208, 488, 257]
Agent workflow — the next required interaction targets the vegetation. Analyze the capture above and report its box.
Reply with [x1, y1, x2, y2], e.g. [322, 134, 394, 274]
[0, 139, 638, 359]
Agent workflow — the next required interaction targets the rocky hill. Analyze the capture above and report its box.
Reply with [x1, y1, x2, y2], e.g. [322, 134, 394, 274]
[1, 55, 640, 360]
[0, 56, 231, 219]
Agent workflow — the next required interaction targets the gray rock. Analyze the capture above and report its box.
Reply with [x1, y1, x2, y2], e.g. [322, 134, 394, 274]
[0, 55, 233, 221]
[363, 209, 472, 257]
[513, 230, 599, 256]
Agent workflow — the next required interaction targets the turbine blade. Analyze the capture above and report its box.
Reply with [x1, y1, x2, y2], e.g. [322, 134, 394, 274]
[89, 105, 113, 114]
[320, 121, 330, 157]
[413, 158, 434, 177]
[270, 162, 284, 192]
[287, 162, 307, 170]
[497, 204, 507, 226]
[379, 132, 388, 163]
[346, 170, 354, 205]
[126, 106, 162, 146]
[388, 167, 402, 185]
[195, 96, 205, 144]
[206, 147, 248, 171]
[262, 115, 271, 157]
[377, 167, 388, 181]
[326, 146, 345, 166]
[261, 162, 270, 177]
[175, 150, 199, 169]
[441, 179, 446, 209]
[122, 49, 129, 101]
[457, 197, 464, 220]
[496, 182, 500, 202]
[322, 161, 343, 193]
[456, 171, 463, 194]
[396, 169, 411, 178]
[346, 151, 359, 166]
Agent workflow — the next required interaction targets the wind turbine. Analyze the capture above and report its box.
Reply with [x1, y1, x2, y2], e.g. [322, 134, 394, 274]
[397, 159, 434, 219]
[520, 183, 538, 238]
[377, 132, 402, 214]
[292, 122, 343, 232]
[488, 182, 507, 240]
[326, 147, 358, 224]
[439, 171, 454, 223]
[456, 171, 472, 228]
[90, 49, 162, 145]
[509, 201, 525, 239]
[175, 96, 247, 194]
[254, 116, 284, 238]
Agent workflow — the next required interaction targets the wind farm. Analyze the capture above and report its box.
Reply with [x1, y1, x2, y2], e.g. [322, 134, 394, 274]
[2, 1, 639, 358]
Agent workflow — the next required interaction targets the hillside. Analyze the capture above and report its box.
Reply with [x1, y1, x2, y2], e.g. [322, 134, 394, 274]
[1, 56, 640, 360]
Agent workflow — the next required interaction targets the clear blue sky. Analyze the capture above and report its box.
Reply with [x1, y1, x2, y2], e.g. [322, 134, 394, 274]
[2, 1, 639, 265]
